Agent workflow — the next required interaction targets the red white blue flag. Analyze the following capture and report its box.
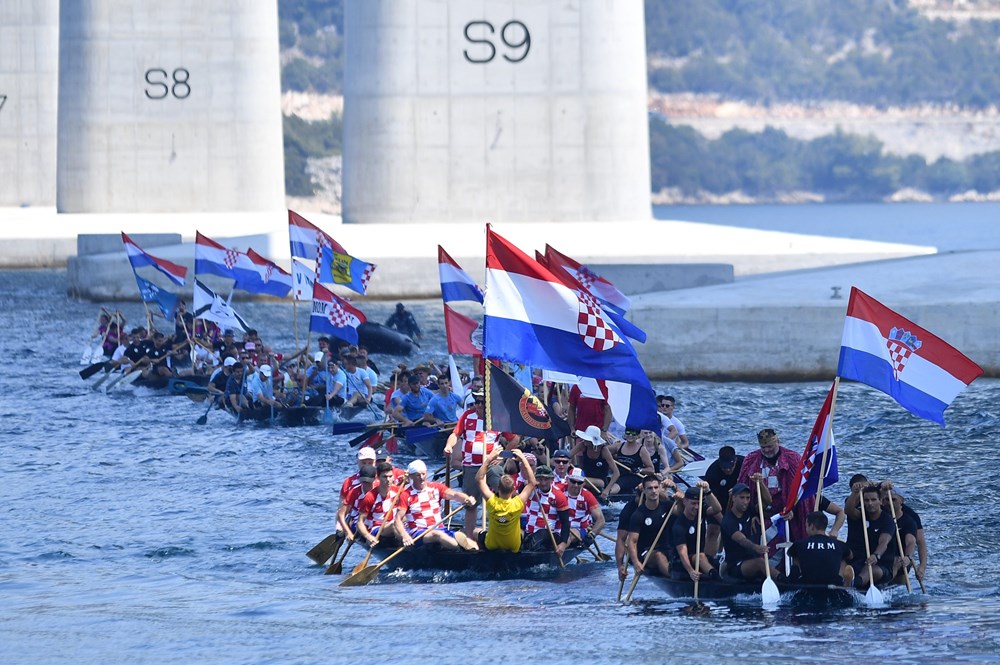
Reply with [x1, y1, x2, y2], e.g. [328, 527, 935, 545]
[545, 244, 631, 315]
[838, 287, 983, 425]
[536, 250, 646, 344]
[288, 210, 347, 259]
[484, 227, 657, 431]
[121, 232, 187, 286]
[439, 246, 484, 304]
[244, 248, 293, 298]
[444, 305, 481, 355]
[784, 381, 839, 516]
[310, 281, 366, 345]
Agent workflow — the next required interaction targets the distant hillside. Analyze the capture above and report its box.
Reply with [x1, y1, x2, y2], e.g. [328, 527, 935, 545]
[645, 0, 1000, 108]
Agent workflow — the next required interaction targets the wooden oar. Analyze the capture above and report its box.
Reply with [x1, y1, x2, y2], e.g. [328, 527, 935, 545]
[616, 575, 627, 602]
[325, 539, 354, 574]
[886, 488, 913, 594]
[340, 505, 465, 587]
[543, 505, 566, 569]
[694, 485, 704, 601]
[858, 490, 886, 607]
[591, 534, 611, 562]
[306, 532, 344, 565]
[756, 482, 781, 607]
[624, 499, 673, 603]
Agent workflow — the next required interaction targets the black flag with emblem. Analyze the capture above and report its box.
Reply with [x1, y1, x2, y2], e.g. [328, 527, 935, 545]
[487, 363, 570, 440]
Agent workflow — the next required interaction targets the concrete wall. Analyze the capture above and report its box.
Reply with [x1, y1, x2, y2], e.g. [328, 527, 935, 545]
[630, 251, 1000, 379]
[0, 0, 58, 206]
[342, 0, 651, 224]
[56, 0, 285, 213]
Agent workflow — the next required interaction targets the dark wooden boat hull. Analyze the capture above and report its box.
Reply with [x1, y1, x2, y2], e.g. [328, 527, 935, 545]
[373, 545, 590, 577]
[239, 406, 322, 427]
[646, 574, 858, 606]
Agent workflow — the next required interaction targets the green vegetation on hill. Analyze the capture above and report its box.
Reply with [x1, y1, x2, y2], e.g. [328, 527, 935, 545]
[645, 0, 1000, 108]
[283, 114, 342, 197]
[279, 0, 344, 94]
[650, 118, 1000, 201]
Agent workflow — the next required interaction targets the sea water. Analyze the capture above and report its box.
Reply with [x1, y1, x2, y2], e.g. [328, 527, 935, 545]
[3, 227, 999, 664]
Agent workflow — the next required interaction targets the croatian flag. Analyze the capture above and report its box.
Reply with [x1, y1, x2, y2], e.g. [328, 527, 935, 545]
[546, 244, 631, 315]
[536, 250, 646, 344]
[121, 232, 187, 286]
[194, 232, 254, 281]
[291, 258, 316, 302]
[310, 281, 366, 345]
[444, 304, 482, 355]
[193, 280, 250, 333]
[784, 381, 839, 516]
[838, 287, 983, 425]
[484, 227, 658, 431]
[439, 246, 484, 304]
[134, 274, 178, 320]
[317, 244, 376, 295]
[243, 249, 293, 298]
[288, 210, 347, 259]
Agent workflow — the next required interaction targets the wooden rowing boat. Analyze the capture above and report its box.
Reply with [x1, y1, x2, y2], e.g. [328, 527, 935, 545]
[645, 572, 894, 606]
[367, 542, 595, 578]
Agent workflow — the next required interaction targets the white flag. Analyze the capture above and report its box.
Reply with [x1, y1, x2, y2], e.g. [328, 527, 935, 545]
[291, 258, 316, 302]
[193, 279, 250, 333]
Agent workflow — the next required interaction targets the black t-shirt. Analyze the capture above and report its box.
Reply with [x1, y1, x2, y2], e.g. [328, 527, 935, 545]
[124, 341, 146, 363]
[702, 457, 744, 508]
[847, 505, 896, 562]
[788, 534, 850, 585]
[210, 369, 230, 392]
[901, 503, 923, 530]
[628, 500, 672, 554]
[720, 510, 760, 565]
[891, 512, 918, 556]
[617, 499, 639, 533]
[669, 512, 708, 564]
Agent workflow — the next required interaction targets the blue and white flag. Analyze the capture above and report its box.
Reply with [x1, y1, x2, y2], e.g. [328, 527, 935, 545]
[484, 227, 658, 431]
[134, 274, 178, 320]
[241, 249, 293, 298]
[291, 258, 316, 302]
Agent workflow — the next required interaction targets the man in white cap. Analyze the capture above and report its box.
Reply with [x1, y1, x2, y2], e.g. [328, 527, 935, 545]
[340, 447, 378, 503]
[247, 364, 283, 410]
[564, 468, 605, 547]
[393, 459, 476, 550]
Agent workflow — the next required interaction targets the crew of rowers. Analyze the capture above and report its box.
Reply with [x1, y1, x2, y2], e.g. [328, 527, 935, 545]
[331, 418, 926, 593]
[611, 427, 928, 591]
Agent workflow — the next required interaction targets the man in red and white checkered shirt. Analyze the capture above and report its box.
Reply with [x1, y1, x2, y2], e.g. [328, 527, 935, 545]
[443, 390, 519, 539]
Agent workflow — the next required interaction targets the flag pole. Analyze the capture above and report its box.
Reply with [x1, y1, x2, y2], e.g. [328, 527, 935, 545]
[292, 299, 300, 353]
[814, 376, 840, 511]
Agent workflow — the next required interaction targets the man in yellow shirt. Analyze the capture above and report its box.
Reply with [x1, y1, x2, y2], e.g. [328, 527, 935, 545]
[475, 447, 537, 552]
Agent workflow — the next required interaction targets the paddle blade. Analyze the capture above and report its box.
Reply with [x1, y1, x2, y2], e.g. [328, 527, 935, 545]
[339, 564, 379, 587]
[762, 577, 781, 606]
[325, 561, 343, 575]
[196, 415, 209, 426]
[79, 361, 107, 380]
[865, 584, 886, 608]
[306, 533, 342, 564]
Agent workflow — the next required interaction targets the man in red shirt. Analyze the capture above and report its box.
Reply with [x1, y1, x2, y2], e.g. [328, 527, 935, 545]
[393, 459, 477, 550]
[567, 384, 611, 437]
[564, 468, 605, 547]
[522, 465, 572, 554]
[337, 464, 377, 542]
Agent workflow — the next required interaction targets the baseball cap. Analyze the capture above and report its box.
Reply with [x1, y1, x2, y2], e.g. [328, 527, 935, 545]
[719, 446, 737, 464]
[552, 449, 571, 460]
[684, 487, 702, 500]
[259, 365, 272, 377]
[359, 465, 377, 482]
[535, 465, 554, 478]
[357, 447, 377, 461]
[223, 357, 237, 367]
[407, 459, 427, 475]
[314, 351, 325, 362]
[730, 482, 751, 495]
[567, 468, 586, 481]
